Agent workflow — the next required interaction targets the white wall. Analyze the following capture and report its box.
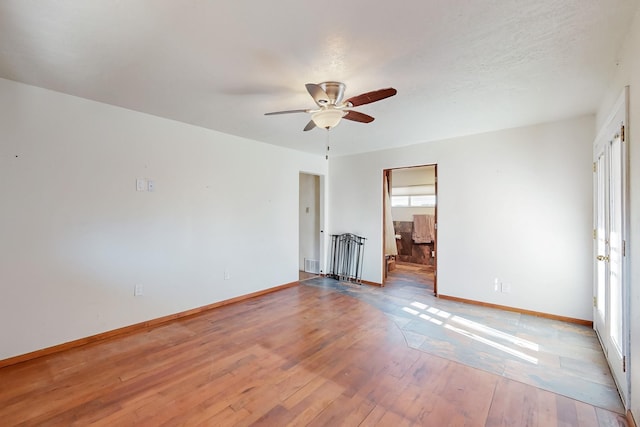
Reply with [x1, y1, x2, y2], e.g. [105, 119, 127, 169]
[0, 78, 327, 360]
[597, 7, 640, 419]
[330, 115, 594, 320]
[298, 173, 320, 270]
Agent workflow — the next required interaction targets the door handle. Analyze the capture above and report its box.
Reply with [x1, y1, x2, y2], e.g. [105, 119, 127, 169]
[597, 255, 609, 262]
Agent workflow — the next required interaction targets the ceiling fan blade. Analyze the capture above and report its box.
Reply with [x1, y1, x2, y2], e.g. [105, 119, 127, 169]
[306, 83, 330, 106]
[343, 110, 375, 123]
[264, 109, 309, 115]
[303, 120, 317, 131]
[345, 88, 397, 107]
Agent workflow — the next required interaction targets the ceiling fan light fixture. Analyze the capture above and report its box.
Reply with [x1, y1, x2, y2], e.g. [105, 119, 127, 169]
[264, 81, 396, 132]
[311, 109, 345, 129]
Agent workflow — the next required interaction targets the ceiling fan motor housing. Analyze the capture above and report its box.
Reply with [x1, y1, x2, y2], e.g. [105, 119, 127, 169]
[318, 82, 346, 105]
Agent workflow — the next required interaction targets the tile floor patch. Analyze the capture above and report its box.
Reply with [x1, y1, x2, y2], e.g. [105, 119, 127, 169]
[303, 269, 624, 414]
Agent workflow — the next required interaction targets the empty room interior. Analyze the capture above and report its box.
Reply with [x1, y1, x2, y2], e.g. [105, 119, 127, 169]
[2, 1, 640, 426]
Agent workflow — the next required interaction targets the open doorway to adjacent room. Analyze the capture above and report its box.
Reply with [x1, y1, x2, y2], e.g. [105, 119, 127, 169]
[383, 165, 437, 293]
[299, 172, 323, 281]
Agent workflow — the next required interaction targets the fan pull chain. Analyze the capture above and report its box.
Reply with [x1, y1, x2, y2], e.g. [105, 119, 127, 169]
[325, 129, 330, 160]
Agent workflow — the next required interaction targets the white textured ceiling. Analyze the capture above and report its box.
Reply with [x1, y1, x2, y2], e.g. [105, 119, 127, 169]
[0, 1, 637, 156]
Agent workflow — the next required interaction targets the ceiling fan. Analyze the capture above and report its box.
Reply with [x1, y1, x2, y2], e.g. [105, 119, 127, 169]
[265, 82, 397, 131]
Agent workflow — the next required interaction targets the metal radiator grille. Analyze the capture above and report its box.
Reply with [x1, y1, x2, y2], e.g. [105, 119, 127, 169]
[328, 233, 366, 283]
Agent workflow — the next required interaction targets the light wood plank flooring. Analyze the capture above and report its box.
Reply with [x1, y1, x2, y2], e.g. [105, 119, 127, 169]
[0, 280, 627, 426]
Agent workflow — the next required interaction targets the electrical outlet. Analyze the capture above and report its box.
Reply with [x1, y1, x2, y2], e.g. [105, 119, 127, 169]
[136, 179, 146, 192]
[134, 284, 144, 296]
[224, 269, 231, 280]
[494, 278, 500, 292]
[501, 282, 511, 293]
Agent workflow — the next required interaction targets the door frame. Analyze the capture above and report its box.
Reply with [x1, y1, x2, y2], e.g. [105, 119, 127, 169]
[382, 164, 438, 295]
[298, 172, 325, 277]
[593, 86, 630, 407]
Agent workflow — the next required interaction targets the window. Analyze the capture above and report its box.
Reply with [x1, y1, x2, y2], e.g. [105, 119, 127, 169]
[391, 196, 409, 207]
[409, 194, 436, 207]
[391, 192, 436, 207]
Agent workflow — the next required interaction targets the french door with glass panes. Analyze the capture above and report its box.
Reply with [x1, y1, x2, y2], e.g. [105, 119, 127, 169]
[593, 87, 629, 407]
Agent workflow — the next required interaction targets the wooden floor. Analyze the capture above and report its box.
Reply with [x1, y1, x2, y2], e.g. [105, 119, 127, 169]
[0, 282, 627, 426]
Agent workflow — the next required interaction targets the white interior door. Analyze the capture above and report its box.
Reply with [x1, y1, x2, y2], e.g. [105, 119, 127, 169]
[593, 88, 629, 406]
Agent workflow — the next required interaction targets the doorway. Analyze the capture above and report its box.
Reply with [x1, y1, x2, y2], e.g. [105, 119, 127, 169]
[593, 87, 629, 407]
[383, 165, 437, 293]
[299, 173, 322, 281]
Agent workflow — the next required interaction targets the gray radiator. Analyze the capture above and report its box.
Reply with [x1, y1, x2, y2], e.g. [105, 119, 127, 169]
[328, 233, 366, 283]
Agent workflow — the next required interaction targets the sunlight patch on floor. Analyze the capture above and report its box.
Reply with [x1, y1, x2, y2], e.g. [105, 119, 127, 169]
[404, 301, 539, 364]
[443, 323, 539, 365]
[450, 315, 539, 351]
